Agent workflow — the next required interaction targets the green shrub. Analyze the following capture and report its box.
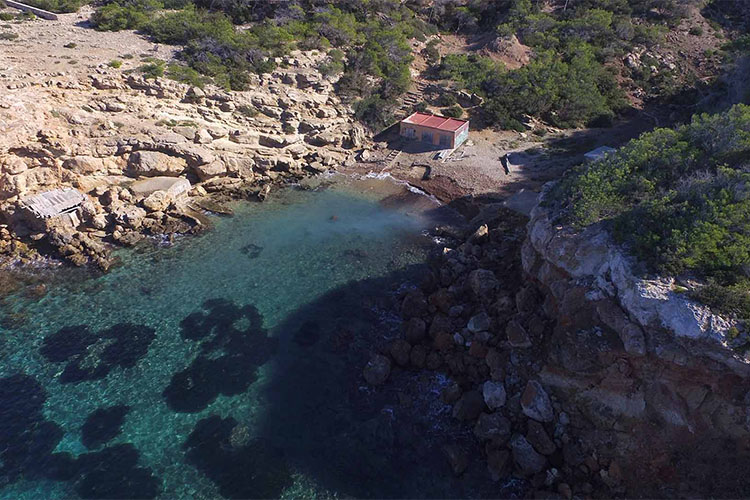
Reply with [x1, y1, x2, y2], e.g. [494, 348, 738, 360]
[108, 59, 122, 68]
[436, 93, 457, 107]
[166, 63, 207, 87]
[91, 0, 162, 31]
[552, 104, 750, 316]
[318, 48, 345, 76]
[23, 0, 84, 13]
[689, 26, 703, 36]
[423, 39, 439, 63]
[282, 123, 296, 134]
[139, 58, 165, 79]
[442, 105, 463, 118]
[354, 93, 395, 130]
[236, 105, 258, 117]
[0, 31, 17, 40]
[0, 13, 14, 21]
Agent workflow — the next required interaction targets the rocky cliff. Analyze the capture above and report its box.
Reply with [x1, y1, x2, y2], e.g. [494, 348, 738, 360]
[376, 193, 750, 497]
[522, 193, 750, 495]
[0, 40, 366, 269]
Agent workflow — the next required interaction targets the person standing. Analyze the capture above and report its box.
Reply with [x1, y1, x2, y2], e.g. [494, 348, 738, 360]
[501, 153, 511, 175]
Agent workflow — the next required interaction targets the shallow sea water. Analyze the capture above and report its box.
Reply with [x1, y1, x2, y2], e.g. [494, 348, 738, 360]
[0, 175, 518, 499]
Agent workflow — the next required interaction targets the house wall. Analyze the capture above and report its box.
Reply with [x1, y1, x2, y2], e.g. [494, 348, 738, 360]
[400, 123, 466, 149]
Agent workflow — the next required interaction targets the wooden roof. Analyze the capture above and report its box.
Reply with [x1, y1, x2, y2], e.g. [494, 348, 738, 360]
[20, 188, 85, 219]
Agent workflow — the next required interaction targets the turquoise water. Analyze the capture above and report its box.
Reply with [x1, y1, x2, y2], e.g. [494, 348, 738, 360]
[0, 176, 505, 499]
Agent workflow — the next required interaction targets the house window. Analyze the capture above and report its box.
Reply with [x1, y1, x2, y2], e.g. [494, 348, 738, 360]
[403, 127, 416, 139]
[439, 134, 451, 147]
[422, 131, 433, 143]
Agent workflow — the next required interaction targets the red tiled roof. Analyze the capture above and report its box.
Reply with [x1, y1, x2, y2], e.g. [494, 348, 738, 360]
[401, 112, 468, 132]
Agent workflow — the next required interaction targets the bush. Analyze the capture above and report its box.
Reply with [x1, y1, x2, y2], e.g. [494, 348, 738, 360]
[108, 59, 122, 68]
[139, 58, 165, 79]
[236, 105, 258, 117]
[0, 13, 14, 21]
[436, 93, 457, 107]
[551, 104, 750, 316]
[354, 93, 395, 130]
[166, 63, 207, 87]
[0, 31, 17, 40]
[442, 105, 463, 118]
[91, 0, 163, 31]
[318, 48, 345, 76]
[689, 26, 704, 36]
[23, 0, 84, 13]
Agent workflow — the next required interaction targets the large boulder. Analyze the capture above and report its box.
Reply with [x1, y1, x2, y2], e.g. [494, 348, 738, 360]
[128, 151, 186, 177]
[474, 412, 511, 441]
[62, 156, 119, 175]
[510, 434, 547, 476]
[521, 380, 554, 422]
[363, 354, 391, 386]
[467, 269, 498, 298]
[482, 380, 507, 410]
[452, 390, 486, 421]
[141, 190, 172, 212]
[193, 160, 227, 181]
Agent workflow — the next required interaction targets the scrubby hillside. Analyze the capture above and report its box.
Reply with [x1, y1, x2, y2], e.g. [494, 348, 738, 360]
[550, 103, 750, 326]
[8, 0, 744, 133]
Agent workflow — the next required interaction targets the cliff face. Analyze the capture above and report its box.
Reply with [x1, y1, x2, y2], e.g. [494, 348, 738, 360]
[523, 194, 750, 495]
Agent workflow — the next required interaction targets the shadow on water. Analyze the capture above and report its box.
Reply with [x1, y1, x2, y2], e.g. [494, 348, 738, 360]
[240, 264, 519, 499]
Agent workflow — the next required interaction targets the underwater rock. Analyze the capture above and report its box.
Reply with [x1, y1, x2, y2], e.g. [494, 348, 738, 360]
[40, 323, 156, 383]
[75, 444, 160, 499]
[163, 299, 277, 412]
[240, 243, 263, 259]
[0, 373, 64, 484]
[293, 320, 321, 347]
[184, 415, 292, 499]
[81, 404, 130, 449]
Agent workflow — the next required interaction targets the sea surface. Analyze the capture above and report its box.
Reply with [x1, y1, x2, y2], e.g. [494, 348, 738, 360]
[0, 175, 509, 499]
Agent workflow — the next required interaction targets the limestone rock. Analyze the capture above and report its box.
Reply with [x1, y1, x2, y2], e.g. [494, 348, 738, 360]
[506, 320, 531, 348]
[363, 354, 391, 386]
[482, 380, 507, 410]
[467, 312, 491, 333]
[468, 269, 498, 298]
[389, 339, 411, 367]
[521, 381, 554, 423]
[193, 160, 226, 181]
[474, 412, 511, 441]
[526, 420, 556, 455]
[452, 390, 485, 421]
[442, 443, 468, 476]
[141, 190, 172, 212]
[129, 151, 186, 177]
[404, 317, 426, 344]
[511, 434, 547, 476]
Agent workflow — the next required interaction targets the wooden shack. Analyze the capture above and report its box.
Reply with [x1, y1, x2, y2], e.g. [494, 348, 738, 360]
[19, 188, 86, 227]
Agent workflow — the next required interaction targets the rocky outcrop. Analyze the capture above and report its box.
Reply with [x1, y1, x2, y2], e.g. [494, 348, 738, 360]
[372, 195, 750, 497]
[0, 48, 368, 270]
[520, 194, 750, 496]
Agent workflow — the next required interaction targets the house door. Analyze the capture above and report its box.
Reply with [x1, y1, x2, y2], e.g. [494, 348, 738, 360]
[422, 132, 433, 144]
[439, 134, 451, 148]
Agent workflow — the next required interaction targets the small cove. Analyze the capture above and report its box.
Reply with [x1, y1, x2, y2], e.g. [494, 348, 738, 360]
[0, 175, 509, 499]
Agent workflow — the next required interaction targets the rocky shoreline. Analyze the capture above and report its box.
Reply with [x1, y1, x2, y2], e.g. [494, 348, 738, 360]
[1, 50, 367, 271]
[364, 192, 750, 498]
